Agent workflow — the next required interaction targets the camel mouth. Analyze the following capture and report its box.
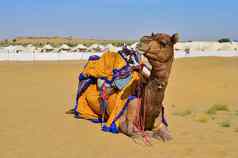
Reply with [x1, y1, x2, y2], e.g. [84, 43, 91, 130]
[135, 44, 146, 55]
[136, 49, 145, 55]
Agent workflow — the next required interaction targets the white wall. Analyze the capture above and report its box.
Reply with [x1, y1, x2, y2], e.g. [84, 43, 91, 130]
[175, 51, 238, 58]
[0, 51, 238, 61]
[0, 52, 102, 61]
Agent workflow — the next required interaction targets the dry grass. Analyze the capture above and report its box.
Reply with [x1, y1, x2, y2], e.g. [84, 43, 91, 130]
[219, 120, 231, 128]
[234, 128, 238, 132]
[193, 113, 210, 123]
[235, 110, 238, 116]
[173, 109, 192, 117]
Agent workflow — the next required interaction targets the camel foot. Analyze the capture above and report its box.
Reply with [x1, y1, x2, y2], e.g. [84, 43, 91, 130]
[152, 126, 172, 142]
[131, 134, 151, 146]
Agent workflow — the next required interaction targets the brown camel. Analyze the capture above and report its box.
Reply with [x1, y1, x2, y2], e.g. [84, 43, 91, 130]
[119, 33, 179, 142]
[66, 33, 179, 142]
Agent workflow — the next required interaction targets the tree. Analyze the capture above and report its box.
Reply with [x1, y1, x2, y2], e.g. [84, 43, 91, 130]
[218, 38, 231, 43]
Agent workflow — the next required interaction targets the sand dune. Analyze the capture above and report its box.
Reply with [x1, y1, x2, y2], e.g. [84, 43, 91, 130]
[0, 57, 238, 158]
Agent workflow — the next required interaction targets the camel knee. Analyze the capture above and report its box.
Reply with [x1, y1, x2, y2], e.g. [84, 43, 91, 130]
[127, 98, 139, 120]
[127, 98, 139, 132]
[119, 97, 139, 136]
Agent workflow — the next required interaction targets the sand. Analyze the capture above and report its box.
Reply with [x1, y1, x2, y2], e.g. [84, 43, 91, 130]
[0, 57, 238, 158]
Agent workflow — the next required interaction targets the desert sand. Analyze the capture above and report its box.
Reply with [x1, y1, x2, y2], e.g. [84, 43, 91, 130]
[0, 57, 238, 158]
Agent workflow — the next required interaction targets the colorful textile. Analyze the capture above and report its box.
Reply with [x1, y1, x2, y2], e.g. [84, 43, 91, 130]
[74, 51, 140, 133]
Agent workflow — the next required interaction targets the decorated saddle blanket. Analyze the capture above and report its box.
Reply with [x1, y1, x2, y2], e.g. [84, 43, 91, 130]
[73, 51, 141, 133]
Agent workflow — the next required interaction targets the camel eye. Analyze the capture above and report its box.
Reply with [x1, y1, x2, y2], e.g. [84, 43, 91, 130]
[160, 40, 172, 47]
[160, 40, 167, 47]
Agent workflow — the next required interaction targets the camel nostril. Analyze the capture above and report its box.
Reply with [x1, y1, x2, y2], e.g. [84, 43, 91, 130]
[158, 85, 163, 89]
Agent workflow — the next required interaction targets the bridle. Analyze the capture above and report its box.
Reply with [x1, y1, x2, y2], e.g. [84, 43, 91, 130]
[142, 39, 174, 64]
[139, 38, 173, 124]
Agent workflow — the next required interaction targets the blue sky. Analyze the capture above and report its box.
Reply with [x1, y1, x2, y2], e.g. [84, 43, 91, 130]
[0, 0, 237, 40]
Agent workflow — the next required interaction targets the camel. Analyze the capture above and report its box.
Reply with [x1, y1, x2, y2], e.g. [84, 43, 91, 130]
[66, 33, 179, 143]
[119, 33, 179, 142]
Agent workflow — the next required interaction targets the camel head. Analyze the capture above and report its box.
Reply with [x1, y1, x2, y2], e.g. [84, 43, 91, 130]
[137, 33, 179, 62]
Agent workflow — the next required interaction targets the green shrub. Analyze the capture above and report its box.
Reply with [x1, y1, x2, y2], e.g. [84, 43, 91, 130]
[207, 104, 229, 115]
[218, 38, 231, 43]
[219, 120, 231, 128]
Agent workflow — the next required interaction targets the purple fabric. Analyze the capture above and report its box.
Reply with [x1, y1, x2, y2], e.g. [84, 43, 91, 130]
[112, 65, 131, 79]
[88, 55, 100, 61]
[74, 78, 94, 115]
[79, 73, 87, 81]
[102, 122, 119, 134]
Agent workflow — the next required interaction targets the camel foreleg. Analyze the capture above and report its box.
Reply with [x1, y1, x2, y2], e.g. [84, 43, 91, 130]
[151, 116, 172, 141]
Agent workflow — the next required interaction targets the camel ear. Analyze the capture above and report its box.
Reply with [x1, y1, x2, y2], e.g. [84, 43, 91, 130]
[171, 33, 179, 44]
